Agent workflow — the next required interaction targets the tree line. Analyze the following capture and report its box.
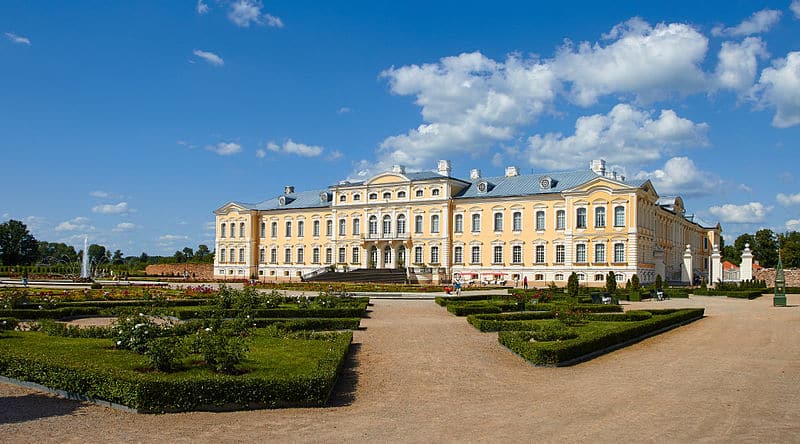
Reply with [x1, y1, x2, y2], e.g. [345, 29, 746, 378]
[721, 228, 800, 268]
[0, 219, 214, 269]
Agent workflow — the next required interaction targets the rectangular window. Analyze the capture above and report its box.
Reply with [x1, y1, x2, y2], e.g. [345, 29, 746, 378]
[494, 213, 503, 232]
[536, 211, 545, 230]
[229, 248, 234, 263]
[414, 246, 423, 264]
[555, 245, 565, 263]
[430, 246, 439, 263]
[431, 215, 440, 233]
[352, 218, 360, 235]
[325, 248, 332, 264]
[614, 243, 625, 263]
[576, 244, 587, 263]
[339, 219, 346, 236]
[239, 248, 245, 262]
[313, 220, 320, 237]
[326, 220, 333, 237]
[271, 222, 278, 238]
[595, 243, 606, 263]
[614, 206, 625, 227]
[493, 246, 503, 264]
[415, 215, 423, 233]
[298, 221, 304, 237]
[338, 247, 346, 263]
[260, 222, 266, 238]
[576, 208, 587, 229]
[512, 245, 522, 264]
[270, 248, 277, 264]
[513, 212, 522, 231]
[297, 248, 304, 264]
[471, 214, 481, 232]
[352, 247, 360, 263]
[312, 247, 320, 264]
[259, 248, 265, 263]
[220, 249, 226, 262]
[595, 207, 606, 228]
[471, 246, 481, 264]
[454, 214, 463, 233]
[556, 210, 566, 230]
[535, 245, 545, 264]
[285, 221, 292, 237]
[284, 248, 292, 264]
[454, 246, 463, 264]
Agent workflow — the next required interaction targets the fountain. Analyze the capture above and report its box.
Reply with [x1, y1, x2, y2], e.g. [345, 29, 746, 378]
[81, 236, 90, 279]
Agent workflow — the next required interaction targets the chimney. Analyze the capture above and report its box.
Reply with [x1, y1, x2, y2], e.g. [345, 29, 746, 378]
[470, 168, 482, 180]
[505, 166, 519, 177]
[392, 164, 405, 174]
[437, 160, 452, 177]
[590, 159, 606, 176]
[284, 185, 295, 194]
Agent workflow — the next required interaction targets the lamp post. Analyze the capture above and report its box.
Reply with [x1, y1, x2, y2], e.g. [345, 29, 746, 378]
[774, 249, 786, 307]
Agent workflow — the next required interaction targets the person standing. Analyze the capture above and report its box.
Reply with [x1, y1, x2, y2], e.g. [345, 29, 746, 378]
[523, 275, 528, 290]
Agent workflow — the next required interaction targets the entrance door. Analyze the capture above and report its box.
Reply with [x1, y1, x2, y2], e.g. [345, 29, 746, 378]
[384, 246, 392, 268]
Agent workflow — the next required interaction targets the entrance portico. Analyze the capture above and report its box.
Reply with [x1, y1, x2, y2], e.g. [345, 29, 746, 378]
[364, 240, 409, 269]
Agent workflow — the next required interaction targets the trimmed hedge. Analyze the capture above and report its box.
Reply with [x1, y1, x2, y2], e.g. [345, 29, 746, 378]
[533, 303, 623, 313]
[498, 308, 704, 366]
[693, 289, 764, 299]
[0, 331, 353, 412]
[0, 318, 18, 330]
[585, 310, 653, 322]
[435, 294, 494, 306]
[173, 307, 367, 320]
[251, 318, 361, 331]
[0, 307, 103, 320]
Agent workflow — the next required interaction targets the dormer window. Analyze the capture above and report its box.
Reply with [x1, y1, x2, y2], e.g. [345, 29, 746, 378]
[320, 192, 330, 203]
[477, 180, 489, 193]
[539, 176, 552, 189]
[279, 196, 286, 205]
[369, 193, 378, 200]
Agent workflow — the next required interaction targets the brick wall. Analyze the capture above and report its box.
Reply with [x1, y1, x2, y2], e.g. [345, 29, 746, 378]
[755, 268, 800, 288]
[145, 263, 214, 280]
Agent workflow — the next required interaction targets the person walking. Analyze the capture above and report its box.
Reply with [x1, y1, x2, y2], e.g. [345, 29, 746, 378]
[454, 279, 462, 296]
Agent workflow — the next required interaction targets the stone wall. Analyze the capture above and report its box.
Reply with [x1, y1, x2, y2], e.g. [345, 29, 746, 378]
[145, 263, 214, 280]
[755, 268, 800, 288]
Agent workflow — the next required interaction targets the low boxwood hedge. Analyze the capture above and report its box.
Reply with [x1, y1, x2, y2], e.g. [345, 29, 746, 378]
[0, 307, 103, 320]
[173, 306, 367, 320]
[0, 330, 353, 412]
[0, 317, 18, 330]
[498, 308, 704, 366]
[251, 318, 361, 331]
[435, 294, 494, 306]
[693, 289, 764, 299]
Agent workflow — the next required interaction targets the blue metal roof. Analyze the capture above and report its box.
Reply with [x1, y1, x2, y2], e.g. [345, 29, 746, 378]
[455, 169, 605, 199]
[225, 189, 331, 212]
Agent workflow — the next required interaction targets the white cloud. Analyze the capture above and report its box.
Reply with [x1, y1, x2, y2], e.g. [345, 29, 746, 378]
[635, 157, 723, 196]
[792, 1, 800, 19]
[711, 9, 782, 37]
[786, 219, 800, 231]
[714, 37, 769, 92]
[327, 150, 343, 161]
[255, 148, 266, 158]
[193, 49, 224, 67]
[777, 192, 800, 206]
[752, 51, 800, 127]
[91, 202, 129, 214]
[206, 142, 241, 156]
[708, 202, 771, 223]
[337, 107, 351, 114]
[552, 18, 709, 105]
[196, 0, 209, 14]
[4, 32, 30, 45]
[55, 217, 94, 232]
[264, 13, 283, 28]
[159, 234, 189, 242]
[267, 139, 324, 157]
[112, 222, 136, 232]
[526, 104, 708, 170]
[89, 190, 109, 198]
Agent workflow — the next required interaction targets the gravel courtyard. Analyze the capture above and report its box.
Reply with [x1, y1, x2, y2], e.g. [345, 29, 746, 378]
[1, 295, 798, 443]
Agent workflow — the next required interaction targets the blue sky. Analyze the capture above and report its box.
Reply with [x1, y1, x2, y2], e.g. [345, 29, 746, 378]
[1, 0, 799, 256]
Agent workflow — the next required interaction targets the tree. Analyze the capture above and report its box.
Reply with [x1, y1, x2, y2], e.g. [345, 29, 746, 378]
[605, 271, 617, 293]
[630, 274, 640, 291]
[195, 244, 212, 262]
[173, 250, 186, 263]
[112, 249, 124, 264]
[87, 244, 107, 265]
[0, 219, 39, 265]
[567, 272, 579, 300]
[655, 274, 663, 290]
[778, 231, 800, 268]
[139, 252, 149, 263]
[182, 247, 194, 261]
[754, 229, 778, 268]
[37, 241, 78, 264]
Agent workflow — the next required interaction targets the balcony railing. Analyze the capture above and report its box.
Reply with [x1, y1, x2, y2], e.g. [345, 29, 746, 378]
[362, 232, 411, 241]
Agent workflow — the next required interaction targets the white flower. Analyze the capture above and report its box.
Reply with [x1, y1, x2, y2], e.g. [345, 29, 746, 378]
[116, 340, 122, 346]
[134, 323, 145, 329]
[205, 327, 212, 332]
[138, 313, 145, 317]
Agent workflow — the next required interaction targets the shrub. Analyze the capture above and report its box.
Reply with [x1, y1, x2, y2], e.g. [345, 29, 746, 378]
[567, 272, 579, 300]
[605, 271, 617, 293]
[90, 283, 103, 290]
[0, 317, 18, 331]
[145, 337, 185, 372]
[192, 328, 249, 374]
[655, 274, 663, 290]
[630, 274, 640, 291]
[113, 315, 164, 354]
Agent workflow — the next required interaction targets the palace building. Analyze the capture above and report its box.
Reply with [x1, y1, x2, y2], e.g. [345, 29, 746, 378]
[213, 159, 721, 287]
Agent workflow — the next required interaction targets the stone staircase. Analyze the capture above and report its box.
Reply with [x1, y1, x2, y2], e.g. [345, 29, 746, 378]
[303, 268, 410, 284]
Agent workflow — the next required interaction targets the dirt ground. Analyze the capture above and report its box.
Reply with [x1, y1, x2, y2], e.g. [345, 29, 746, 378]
[1, 295, 799, 443]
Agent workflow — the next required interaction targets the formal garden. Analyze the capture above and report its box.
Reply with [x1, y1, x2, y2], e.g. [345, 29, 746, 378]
[437, 272, 706, 366]
[0, 285, 368, 413]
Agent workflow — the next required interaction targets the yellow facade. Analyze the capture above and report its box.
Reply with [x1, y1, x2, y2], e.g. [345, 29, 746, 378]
[213, 160, 720, 286]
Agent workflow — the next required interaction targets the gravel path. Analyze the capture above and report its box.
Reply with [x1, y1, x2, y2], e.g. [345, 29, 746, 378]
[1, 295, 799, 443]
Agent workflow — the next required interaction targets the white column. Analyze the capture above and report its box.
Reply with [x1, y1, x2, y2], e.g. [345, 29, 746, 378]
[681, 244, 693, 284]
[711, 244, 722, 288]
[740, 243, 753, 281]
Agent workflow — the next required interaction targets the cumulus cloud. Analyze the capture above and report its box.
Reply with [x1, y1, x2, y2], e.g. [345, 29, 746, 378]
[786, 219, 800, 231]
[89, 190, 109, 198]
[711, 9, 782, 37]
[206, 142, 241, 156]
[708, 202, 771, 223]
[553, 17, 709, 105]
[55, 217, 94, 232]
[792, 1, 800, 19]
[337, 107, 351, 114]
[4, 32, 30, 45]
[635, 157, 723, 196]
[777, 192, 800, 206]
[752, 51, 800, 128]
[112, 222, 136, 232]
[159, 234, 189, 242]
[196, 0, 209, 14]
[266, 139, 324, 157]
[228, 0, 282, 28]
[92, 202, 129, 214]
[714, 37, 769, 92]
[255, 148, 266, 158]
[193, 49, 224, 67]
[526, 104, 708, 170]
[326, 150, 343, 161]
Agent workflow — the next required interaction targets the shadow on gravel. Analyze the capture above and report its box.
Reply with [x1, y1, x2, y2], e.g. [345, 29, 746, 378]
[0, 393, 84, 424]
[327, 342, 361, 407]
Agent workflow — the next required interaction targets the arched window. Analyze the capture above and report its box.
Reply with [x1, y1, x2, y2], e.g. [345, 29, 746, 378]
[493, 212, 503, 232]
[382, 191, 392, 199]
[339, 194, 346, 202]
[513, 211, 522, 231]
[594, 273, 605, 281]
[230, 224, 235, 238]
[614, 206, 625, 227]
[432, 188, 440, 196]
[595, 207, 606, 228]
[353, 193, 361, 201]
[576, 208, 587, 229]
[414, 215, 423, 233]
[313, 220, 320, 237]
[369, 215, 378, 235]
[220, 223, 226, 238]
[396, 214, 406, 234]
[339, 218, 347, 236]
[384, 246, 392, 264]
[397, 191, 406, 198]
[369, 193, 378, 200]
[555, 273, 564, 281]
[285, 221, 292, 237]
[454, 214, 464, 233]
[383, 215, 392, 236]
[352, 218, 360, 235]
[326, 220, 333, 237]
[430, 214, 440, 233]
[229, 248, 235, 263]
[471, 213, 481, 232]
[415, 189, 424, 197]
